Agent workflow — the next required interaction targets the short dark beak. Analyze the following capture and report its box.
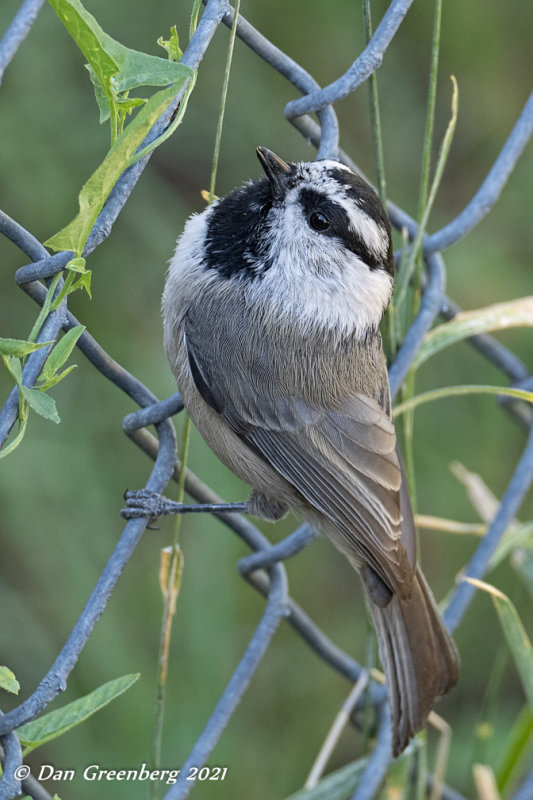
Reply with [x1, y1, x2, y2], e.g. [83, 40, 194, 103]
[256, 146, 291, 198]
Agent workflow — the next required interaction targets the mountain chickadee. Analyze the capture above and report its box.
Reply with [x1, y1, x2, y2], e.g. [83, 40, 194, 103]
[162, 147, 459, 756]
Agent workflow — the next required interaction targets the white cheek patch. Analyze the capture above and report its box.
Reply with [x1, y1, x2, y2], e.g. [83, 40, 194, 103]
[251, 205, 393, 338]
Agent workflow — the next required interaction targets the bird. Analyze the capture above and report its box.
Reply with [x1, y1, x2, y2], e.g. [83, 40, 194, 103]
[162, 146, 459, 756]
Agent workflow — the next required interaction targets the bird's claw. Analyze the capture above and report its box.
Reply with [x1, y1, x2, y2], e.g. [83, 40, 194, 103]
[121, 489, 170, 526]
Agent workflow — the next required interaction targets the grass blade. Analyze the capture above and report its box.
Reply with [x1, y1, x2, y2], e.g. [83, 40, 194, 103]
[465, 578, 533, 709]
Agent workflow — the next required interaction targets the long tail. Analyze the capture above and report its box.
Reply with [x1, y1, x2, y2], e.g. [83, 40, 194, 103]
[367, 565, 460, 756]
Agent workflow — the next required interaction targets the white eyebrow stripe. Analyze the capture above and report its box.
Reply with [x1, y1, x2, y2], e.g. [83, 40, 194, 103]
[344, 203, 388, 259]
[295, 178, 388, 261]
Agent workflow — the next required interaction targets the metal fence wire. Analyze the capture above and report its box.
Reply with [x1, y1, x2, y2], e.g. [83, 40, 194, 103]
[1, 1, 533, 799]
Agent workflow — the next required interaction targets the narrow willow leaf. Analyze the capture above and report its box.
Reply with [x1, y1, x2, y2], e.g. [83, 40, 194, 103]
[0, 666, 20, 695]
[39, 325, 85, 384]
[465, 578, 533, 709]
[414, 297, 533, 369]
[20, 386, 60, 423]
[44, 79, 191, 256]
[18, 673, 140, 754]
[495, 706, 533, 794]
[283, 758, 367, 800]
[0, 338, 50, 358]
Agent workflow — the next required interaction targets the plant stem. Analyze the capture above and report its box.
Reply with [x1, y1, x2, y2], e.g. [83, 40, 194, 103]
[417, 0, 442, 220]
[208, 0, 240, 200]
[363, 0, 386, 206]
[150, 414, 191, 800]
[27, 272, 62, 346]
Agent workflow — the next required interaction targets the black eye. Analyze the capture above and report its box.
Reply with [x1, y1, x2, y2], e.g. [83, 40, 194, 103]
[309, 211, 330, 231]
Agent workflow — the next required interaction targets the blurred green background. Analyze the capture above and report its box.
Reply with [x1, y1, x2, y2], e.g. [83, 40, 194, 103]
[1, 1, 532, 798]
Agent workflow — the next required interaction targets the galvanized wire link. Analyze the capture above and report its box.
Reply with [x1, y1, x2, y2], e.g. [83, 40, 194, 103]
[1, 1, 533, 799]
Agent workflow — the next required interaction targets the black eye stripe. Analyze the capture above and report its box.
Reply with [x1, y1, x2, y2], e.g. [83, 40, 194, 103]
[298, 187, 384, 270]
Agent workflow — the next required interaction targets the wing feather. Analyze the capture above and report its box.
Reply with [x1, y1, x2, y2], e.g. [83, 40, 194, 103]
[184, 311, 414, 596]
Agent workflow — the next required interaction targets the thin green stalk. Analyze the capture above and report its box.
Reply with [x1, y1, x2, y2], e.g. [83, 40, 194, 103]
[150, 5, 239, 782]
[208, 0, 240, 201]
[417, 0, 442, 220]
[398, 0, 442, 508]
[27, 272, 62, 346]
[393, 384, 533, 417]
[363, 0, 386, 205]
[394, 74, 458, 312]
[415, 733, 428, 800]
[400, 368, 418, 516]
[173, 413, 191, 546]
[388, 226, 410, 356]
[150, 414, 191, 800]
[394, 75, 458, 512]
[50, 269, 76, 312]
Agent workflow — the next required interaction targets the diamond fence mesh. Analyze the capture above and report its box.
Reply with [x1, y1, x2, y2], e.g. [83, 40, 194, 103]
[1, 1, 533, 799]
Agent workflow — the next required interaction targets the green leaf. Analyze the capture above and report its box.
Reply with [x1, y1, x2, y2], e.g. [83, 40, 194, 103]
[0, 666, 20, 695]
[73, 269, 92, 298]
[49, 0, 191, 95]
[39, 326, 85, 385]
[3, 355, 23, 386]
[414, 297, 533, 369]
[18, 673, 140, 754]
[44, 77, 192, 257]
[0, 338, 50, 358]
[465, 578, 533, 708]
[283, 759, 367, 800]
[495, 706, 533, 794]
[39, 364, 77, 392]
[115, 95, 146, 114]
[86, 62, 111, 122]
[20, 386, 61, 423]
[66, 257, 87, 273]
[158, 25, 183, 62]
[48, 0, 119, 118]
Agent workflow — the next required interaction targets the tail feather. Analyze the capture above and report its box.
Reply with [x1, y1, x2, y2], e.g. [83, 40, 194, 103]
[368, 565, 459, 756]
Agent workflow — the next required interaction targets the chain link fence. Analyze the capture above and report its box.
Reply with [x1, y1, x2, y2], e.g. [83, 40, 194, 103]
[1, 1, 533, 799]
